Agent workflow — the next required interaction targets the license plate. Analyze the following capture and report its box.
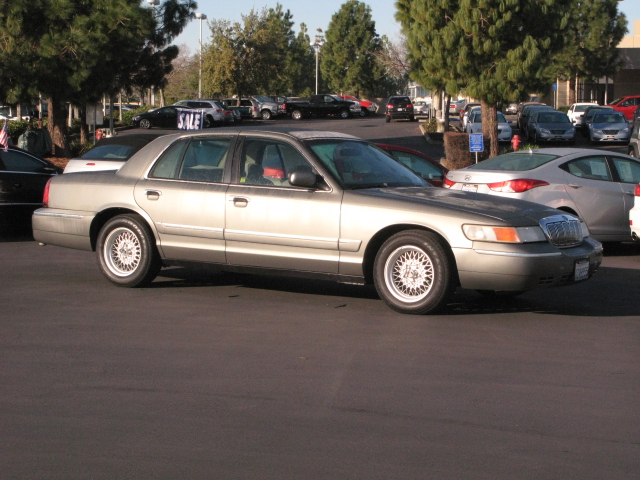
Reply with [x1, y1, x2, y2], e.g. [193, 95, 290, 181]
[462, 184, 478, 192]
[397, 108, 404, 111]
[574, 259, 589, 281]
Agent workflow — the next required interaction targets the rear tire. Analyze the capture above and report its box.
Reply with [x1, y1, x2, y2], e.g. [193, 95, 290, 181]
[373, 230, 456, 314]
[385, 116, 391, 123]
[96, 214, 160, 288]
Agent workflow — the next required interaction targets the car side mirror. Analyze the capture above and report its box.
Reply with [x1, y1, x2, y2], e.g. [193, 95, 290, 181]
[289, 170, 327, 190]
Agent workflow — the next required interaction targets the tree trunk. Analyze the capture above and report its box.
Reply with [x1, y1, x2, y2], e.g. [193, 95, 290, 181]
[79, 105, 89, 144]
[433, 90, 445, 133]
[481, 100, 499, 158]
[568, 73, 577, 105]
[443, 93, 451, 133]
[47, 98, 71, 157]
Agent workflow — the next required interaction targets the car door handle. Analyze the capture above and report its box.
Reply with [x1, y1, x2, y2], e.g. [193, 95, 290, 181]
[567, 184, 582, 189]
[145, 190, 162, 199]
[230, 196, 250, 207]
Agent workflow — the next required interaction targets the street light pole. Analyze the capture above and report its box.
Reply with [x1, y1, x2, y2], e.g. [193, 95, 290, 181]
[196, 13, 207, 99]
[310, 37, 324, 95]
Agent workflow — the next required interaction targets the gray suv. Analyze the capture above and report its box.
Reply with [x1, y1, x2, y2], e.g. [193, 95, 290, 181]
[172, 99, 234, 125]
[629, 119, 639, 158]
[250, 96, 280, 120]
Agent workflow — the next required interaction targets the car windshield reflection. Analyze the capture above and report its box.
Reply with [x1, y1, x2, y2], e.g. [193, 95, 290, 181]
[305, 139, 428, 189]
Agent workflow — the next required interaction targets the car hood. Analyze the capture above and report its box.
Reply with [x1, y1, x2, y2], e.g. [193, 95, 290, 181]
[348, 186, 564, 226]
[591, 122, 629, 129]
[534, 122, 573, 129]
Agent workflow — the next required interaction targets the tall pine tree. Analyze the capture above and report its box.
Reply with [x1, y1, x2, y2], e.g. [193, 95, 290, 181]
[397, 0, 571, 157]
[321, 1, 383, 97]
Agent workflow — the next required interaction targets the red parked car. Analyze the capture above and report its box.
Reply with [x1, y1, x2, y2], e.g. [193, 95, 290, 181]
[337, 95, 378, 116]
[608, 95, 640, 121]
[376, 143, 448, 187]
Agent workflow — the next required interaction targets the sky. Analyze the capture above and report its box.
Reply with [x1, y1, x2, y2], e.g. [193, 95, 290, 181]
[171, 0, 640, 54]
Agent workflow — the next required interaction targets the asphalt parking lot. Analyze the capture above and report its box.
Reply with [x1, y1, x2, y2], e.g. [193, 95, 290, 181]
[2, 115, 639, 479]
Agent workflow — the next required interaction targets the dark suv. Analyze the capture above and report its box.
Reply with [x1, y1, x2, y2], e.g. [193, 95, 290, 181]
[385, 96, 415, 123]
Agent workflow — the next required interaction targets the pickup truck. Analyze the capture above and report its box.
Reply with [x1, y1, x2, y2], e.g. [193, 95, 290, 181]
[284, 94, 361, 120]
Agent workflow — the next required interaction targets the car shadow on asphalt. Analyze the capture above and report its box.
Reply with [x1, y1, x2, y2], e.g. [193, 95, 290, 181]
[152, 263, 640, 318]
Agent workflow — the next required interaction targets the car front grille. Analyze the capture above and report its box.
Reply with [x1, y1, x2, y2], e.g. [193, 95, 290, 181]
[550, 130, 567, 134]
[539, 215, 583, 247]
[603, 130, 619, 135]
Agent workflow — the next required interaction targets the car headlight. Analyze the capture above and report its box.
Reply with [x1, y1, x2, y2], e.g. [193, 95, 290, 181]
[621, 127, 630, 133]
[592, 128, 602, 134]
[540, 128, 550, 134]
[462, 225, 547, 243]
[133, 116, 141, 121]
[568, 127, 575, 134]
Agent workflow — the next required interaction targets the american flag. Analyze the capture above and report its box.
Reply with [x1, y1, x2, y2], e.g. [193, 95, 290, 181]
[0, 120, 8, 151]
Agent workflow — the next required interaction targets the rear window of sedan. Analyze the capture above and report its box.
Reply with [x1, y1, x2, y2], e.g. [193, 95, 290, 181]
[466, 152, 560, 171]
[78, 145, 136, 161]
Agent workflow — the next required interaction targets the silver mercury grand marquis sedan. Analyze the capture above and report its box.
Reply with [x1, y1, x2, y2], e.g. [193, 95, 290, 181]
[32, 129, 603, 314]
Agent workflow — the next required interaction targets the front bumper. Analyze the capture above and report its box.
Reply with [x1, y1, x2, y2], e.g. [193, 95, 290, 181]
[589, 130, 631, 142]
[453, 237, 603, 292]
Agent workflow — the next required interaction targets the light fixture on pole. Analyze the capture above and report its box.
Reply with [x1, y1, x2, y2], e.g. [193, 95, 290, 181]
[195, 12, 207, 99]
[310, 34, 324, 95]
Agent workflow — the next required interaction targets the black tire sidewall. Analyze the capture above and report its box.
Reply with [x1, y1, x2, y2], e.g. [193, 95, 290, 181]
[373, 230, 455, 314]
[96, 214, 160, 288]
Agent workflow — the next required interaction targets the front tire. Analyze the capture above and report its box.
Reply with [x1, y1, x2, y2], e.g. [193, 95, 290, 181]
[96, 214, 160, 288]
[291, 109, 304, 121]
[261, 109, 272, 121]
[340, 109, 351, 119]
[373, 230, 456, 314]
[139, 118, 151, 129]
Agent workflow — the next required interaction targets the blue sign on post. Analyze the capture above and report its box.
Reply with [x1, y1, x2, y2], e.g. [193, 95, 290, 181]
[469, 133, 484, 152]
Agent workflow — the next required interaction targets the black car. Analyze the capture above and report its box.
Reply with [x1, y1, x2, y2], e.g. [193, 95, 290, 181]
[0, 147, 62, 227]
[132, 106, 211, 129]
[385, 96, 415, 123]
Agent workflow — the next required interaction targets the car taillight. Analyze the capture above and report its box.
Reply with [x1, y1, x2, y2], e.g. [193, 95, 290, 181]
[488, 179, 549, 193]
[43, 178, 52, 207]
[407, 103, 413, 108]
[635, 184, 640, 196]
[443, 177, 456, 188]
[386, 104, 393, 109]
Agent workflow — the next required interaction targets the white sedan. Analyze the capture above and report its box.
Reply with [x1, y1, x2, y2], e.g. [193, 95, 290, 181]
[465, 110, 513, 142]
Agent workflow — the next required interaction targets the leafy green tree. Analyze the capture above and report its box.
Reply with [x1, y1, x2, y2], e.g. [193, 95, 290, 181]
[321, 0, 383, 97]
[287, 24, 316, 96]
[396, 0, 571, 157]
[202, 4, 314, 98]
[0, 0, 195, 153]
[551, 0, 627, 105]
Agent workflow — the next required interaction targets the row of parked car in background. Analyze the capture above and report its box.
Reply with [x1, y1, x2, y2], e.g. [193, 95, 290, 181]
[129, 94, 382, 130]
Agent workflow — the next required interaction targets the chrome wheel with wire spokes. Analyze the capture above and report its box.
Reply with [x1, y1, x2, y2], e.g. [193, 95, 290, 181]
[374, 230, 455, 314]
[103, 227, 142, 277]
[97, 214, 160, 287]
[384, 245, 434, 302]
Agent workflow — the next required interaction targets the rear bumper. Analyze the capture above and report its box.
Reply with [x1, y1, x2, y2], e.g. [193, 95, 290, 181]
[453, 237, 603, 292]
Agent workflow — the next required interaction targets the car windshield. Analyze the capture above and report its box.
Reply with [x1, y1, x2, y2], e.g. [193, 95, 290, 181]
[466, 152, 560, 171]
[304, 139, 428, 189]
[537, 112, 570, 123]
[586, 108, 612, 119]
[575, 104, 594, 112]
[593, 113, 626, 123]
